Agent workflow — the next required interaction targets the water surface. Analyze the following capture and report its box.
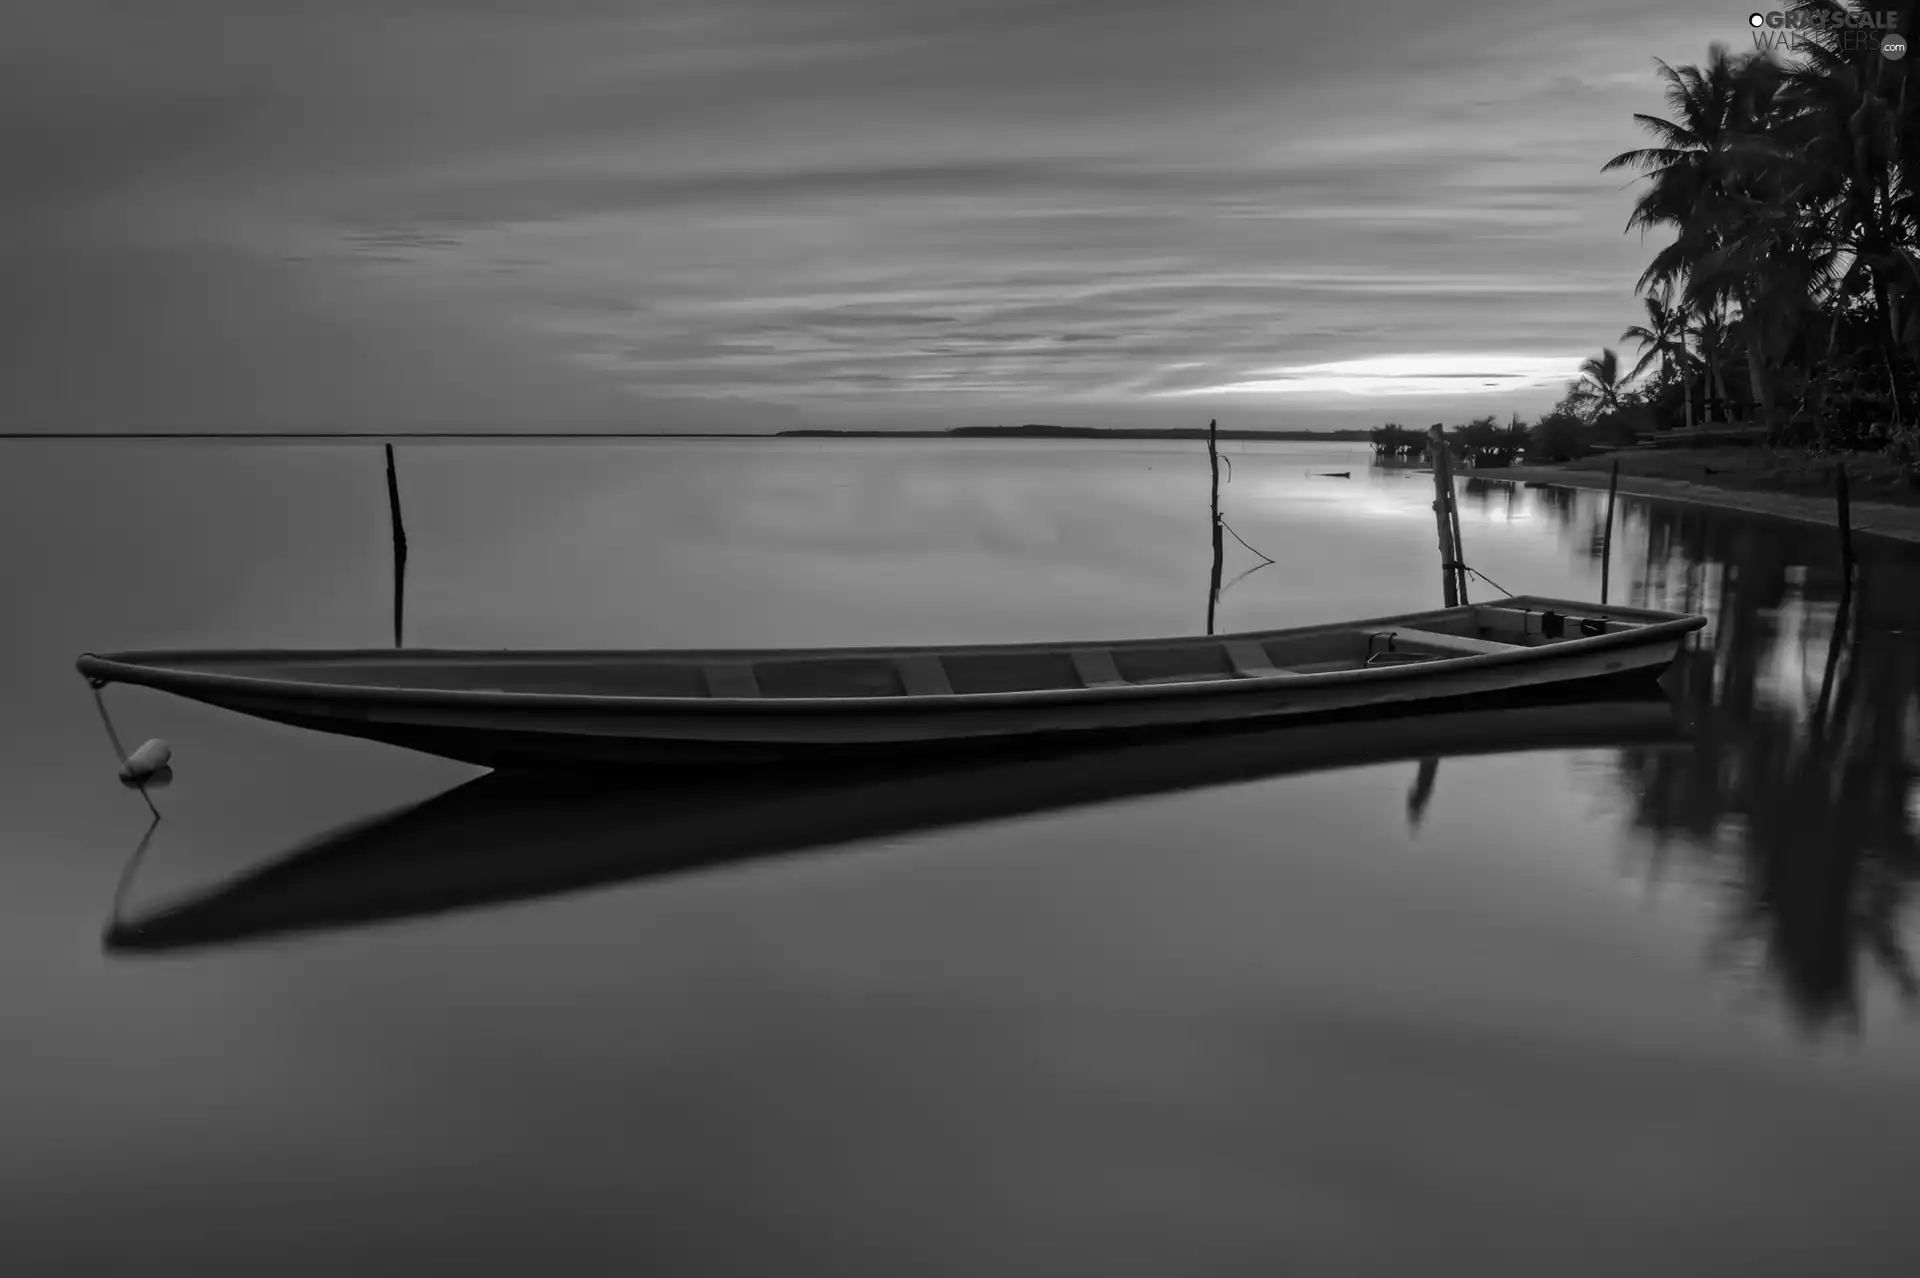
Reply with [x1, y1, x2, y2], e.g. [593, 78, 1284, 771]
[3, 439, 1916, 1275]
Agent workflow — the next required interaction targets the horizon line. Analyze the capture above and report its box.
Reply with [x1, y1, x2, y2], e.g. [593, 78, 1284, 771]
[0, 428, 1381, 440]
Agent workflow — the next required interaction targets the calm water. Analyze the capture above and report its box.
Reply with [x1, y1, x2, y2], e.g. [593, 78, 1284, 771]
[3, 438, 1917, 1275]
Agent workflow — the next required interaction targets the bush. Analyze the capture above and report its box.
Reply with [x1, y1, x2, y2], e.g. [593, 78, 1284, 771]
[1527, 410, 1591, 462]
[1369, 423, 1425, 460]
[1454, 414, 1523, 467]
[1590, 407, 1646, 448]
[1802, 356, 1910, 452]
[1886, 429, 1920, 487]
[1635, 375, 1687, 431]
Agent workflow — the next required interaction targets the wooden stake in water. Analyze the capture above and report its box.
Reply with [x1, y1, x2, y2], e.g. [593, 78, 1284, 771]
[385, 443, 409, 649]
[1600, 459, 1620, 606]
[1206, 419, 1224, 635]
[1446, 462, 1469, 607]
[1426, 423, 1460, 608]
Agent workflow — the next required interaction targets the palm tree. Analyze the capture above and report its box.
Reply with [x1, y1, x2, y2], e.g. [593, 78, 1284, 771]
[1687, 174, 1839, 441]
[1622, 287, 1694, 427]
[1782, 2, 1917, 422]
[1577, 348, 1625, 419]
[1886, 0, 1920, 382]
[1604, 46, 1763, 296]
[1610, 10, 1920, 443]
[1658, 51, 1831, 442]
[1606, 47, 1793, 430]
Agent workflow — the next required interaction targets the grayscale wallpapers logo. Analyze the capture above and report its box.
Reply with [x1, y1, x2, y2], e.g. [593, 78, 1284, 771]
[1749, 9, 1906, 58]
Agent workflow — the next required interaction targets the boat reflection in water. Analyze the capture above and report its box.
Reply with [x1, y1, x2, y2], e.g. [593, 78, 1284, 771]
[1463, 478, 1920, 1035]
[106, 693, 1684, 955]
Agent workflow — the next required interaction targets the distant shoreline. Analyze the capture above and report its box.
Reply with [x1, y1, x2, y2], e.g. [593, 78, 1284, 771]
[2, 426, 1372, 442]
[779, 425, 1372, 441]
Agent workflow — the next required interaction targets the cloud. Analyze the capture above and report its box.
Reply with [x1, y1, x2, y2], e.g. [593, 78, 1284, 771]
[0, 233, 794, 433]
[3, 0, 1746, 431]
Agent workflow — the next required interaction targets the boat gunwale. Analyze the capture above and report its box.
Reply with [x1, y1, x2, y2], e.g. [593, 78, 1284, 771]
[76, 598, 1705, 717]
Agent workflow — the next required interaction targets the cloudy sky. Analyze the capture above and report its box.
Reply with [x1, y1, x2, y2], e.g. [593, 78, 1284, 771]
[6, 0, 1752, 433]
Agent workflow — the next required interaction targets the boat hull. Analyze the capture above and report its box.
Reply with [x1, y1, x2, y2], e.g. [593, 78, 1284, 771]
[77, 597, 1705, 769]
[215, 666, 1680, 768]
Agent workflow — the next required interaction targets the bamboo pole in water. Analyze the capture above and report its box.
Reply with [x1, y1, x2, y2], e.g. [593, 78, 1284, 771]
[1206, 419, 1224, 635]
[1445, 462, 1469, 607]
[1600, 459, 1620, 605]
[1426, 424, 1459, 608]
[385, 443, 409, 649]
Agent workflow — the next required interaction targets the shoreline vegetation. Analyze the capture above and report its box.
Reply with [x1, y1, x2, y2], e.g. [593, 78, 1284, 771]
[1382, 9, 1920, 520]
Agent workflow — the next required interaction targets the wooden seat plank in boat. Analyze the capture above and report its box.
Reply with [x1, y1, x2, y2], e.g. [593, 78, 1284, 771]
[1224, 639, 1293, 679]
[1111, 642, 1236, 685]
[703, 663, 762, 698]
[1376, 627, 1519, 658]
[1472, 606, 1623, 640]
[896, 654, 954, 697]
[1070, 649, 1128, 689]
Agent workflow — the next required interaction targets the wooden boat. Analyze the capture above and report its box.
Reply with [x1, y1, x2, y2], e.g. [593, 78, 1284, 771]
[106, 694, 1686, 953]
[76, 595, 1705, 769]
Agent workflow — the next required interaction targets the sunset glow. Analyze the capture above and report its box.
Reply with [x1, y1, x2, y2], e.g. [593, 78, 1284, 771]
[1157, 355, 1586, 398]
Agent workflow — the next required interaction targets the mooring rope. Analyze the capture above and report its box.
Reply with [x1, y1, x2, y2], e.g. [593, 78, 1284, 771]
[91, 682, 130, 767]
[91, 682, 158, 818]
[1221, 519, 1276, 566]
[90, 680, 164, 926]
[1441, 560, 1517, 598]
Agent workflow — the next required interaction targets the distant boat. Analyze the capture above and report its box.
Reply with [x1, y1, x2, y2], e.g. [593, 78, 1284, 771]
[1317, 471, 1352, 478]
[104, 693, 1687, 953]
[77, 596, 1705, 769]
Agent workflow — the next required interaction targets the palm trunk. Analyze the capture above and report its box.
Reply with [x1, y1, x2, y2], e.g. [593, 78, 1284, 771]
[1698, 326, 1726, 423]
[1704, 335, 1720, 420]
[1748, 339, 1775, 439]
[1873, 275, 1907, 427]
[1743, 304, 1777, 443]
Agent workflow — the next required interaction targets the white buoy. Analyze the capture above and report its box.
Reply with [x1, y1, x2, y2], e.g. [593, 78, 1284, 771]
[119, 738, 172, 782]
